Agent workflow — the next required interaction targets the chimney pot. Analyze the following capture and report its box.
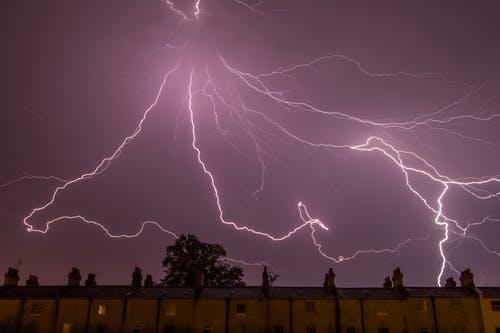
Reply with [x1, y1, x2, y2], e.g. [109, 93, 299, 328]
[67, 267, 82, 287]
[26, 275, 39, 287]
[391, 267, 404, 289]
[131, 267, 143, 288]
[85, 273, 97, 287]
[459, 269, 475, 288]
[445, 277, 457, 288]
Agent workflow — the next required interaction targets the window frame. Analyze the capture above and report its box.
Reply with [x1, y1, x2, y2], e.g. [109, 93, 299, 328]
[304, 301, 316, 313]
[236, 303, 247, 315]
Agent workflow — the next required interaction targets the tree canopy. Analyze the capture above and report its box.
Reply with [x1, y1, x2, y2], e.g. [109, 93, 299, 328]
[162, 234, 245, 287]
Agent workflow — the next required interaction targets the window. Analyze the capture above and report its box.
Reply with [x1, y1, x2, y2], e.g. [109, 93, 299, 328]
[202, 325, 212, 333]
[236, 304, 246, 314]
[97, 326, 107, 333]
[420, 329, 430, 333]
[346, 328, 356, 333]
[165, 304, 177, 317]
[63, 323, 74, 333]
[416, 299, 428, 312]
[97, 304, 107, 316]
[165, 325, 176, 333]
[306, 327, 316, 333]
[378, 328, 389, 333]
[492, 301, 500, 311]
[305, 301, 316, 313]
[30, 303, 43, 316]
[274, 326, 284, 333]
[450, 300, 461, 313]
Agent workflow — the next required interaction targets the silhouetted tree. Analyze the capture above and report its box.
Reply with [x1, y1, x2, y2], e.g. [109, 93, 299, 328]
[162, 234, 245, 287]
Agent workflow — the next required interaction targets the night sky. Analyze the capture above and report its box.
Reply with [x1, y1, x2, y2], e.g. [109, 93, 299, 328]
[1, 0, 500, 287]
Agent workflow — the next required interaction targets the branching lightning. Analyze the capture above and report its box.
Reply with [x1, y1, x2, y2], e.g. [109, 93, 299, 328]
[2, 0, 500, 286]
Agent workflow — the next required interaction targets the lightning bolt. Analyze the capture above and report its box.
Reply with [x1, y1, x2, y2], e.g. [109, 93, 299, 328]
[3, 0, 499, 287]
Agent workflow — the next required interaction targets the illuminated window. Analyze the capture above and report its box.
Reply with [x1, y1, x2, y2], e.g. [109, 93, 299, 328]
[274, 326, 284, 333]
[376, 303, 389, 316]
[165, 325, 176, 333]
[492, 301, 500, 311]
[30, 303, 43, 316]
[416, 299, 428, 312]
[165, 304, 177, 316]
[378, 328, 389, 333]
[450, 300, 461, 313]
[346, 328, 356, 333]
[97, 304, 107, 316]
[306, 327, 316, 333]
[63, 323, 74, 333]
[305, 301, 316, 313]
[236, 304, 246, 314]
[202, 325, 212, 333]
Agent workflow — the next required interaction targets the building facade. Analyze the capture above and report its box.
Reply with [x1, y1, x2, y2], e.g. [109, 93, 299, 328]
[1, 268, 499, 333]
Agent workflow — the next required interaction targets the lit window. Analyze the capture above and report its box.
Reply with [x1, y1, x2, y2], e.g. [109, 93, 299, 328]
[236, 304, 246, 315]
[274, 326, 284, 333]
[305, 301, 316, 313]
[378, 328, 389, 333]
[450, 300, 461, 313]
[492, 301, 500, 311]
[97, 304, 107, 316]
[346, 328, 356, 333]
[376, 303, 388, 316]
[306, 327, 316, 333]
[203, 325, 212, 333]
[416, 299, 428, 312]
[30, 303, 43, 316]
[63, 323, 74, 333]
[165, 304, 177, 317]
[420, 329, 430, 333]
[165, 325, 176, 333]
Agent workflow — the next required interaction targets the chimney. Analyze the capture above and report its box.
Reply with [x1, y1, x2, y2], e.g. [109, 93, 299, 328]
[391, 267, 404, 289]
[67, 267, 82, 287]
[323, 268, 336, 294]
[3, 268, 20, 287]
[144, 274, 154, 287]
[85, 274, 97, 287]
[26, 275, 39, 287]
[445, 277, 457, 288]
[261, 266, 270, 297]
[383, 276, 392, 289]
[459, 269, 475, 288]
[131, 267, 142, 288]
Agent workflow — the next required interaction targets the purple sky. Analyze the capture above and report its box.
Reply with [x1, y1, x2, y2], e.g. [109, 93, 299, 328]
[1, 0, 500, 287]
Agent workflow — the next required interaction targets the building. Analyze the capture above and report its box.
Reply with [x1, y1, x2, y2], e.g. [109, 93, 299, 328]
[0, 267, 499, 333]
